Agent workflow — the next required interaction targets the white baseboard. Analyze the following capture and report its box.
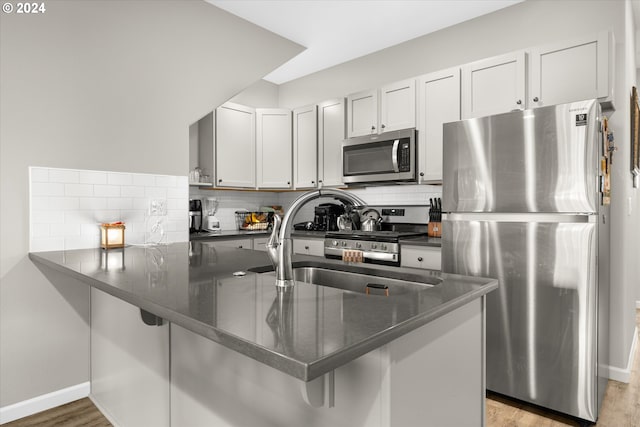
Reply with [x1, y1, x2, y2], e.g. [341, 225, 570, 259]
[89, 395, 121, 427]
[608, 326, 638, 384]
[0, 382, 90, 424]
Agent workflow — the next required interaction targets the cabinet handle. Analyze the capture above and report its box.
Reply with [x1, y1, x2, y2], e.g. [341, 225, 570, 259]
[238, 245, 243, 249]
[419, 172, 424, 177]
[417, 257, 423, 262]
[371, 125, 376, 131]
[533, 96, 539, 102]
[287, 181, 290, 185]
[516, 100, 522, 105]
[311, 180, 315, 184]
[381, 124, 386, 130]
[318, 180, 323, 183]
[304, 245, 309, 250]
[218, 179, 222, 183]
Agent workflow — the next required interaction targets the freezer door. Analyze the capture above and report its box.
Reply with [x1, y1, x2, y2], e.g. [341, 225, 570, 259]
[442, 215, 599, 421]
[442, 100, 600, 213]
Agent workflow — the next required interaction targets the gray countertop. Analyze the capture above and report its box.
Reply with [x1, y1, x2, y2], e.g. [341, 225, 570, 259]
[399, 236, 442, 247]
[189, 229, 270, 240]
[29, 242, 495, 382]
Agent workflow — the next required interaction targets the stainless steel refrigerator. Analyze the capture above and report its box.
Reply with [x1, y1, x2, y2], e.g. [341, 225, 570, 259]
[441, 99, 609, 422]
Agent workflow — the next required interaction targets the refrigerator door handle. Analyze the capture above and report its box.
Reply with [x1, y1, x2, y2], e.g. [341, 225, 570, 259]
[443, 213, 596, 223]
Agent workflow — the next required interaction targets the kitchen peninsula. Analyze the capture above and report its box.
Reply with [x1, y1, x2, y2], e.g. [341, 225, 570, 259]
[30, 242, 496, 427]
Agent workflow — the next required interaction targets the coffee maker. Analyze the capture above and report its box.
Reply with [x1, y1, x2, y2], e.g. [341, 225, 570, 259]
[189, 199, 203, 233]
[313, 203, 344, 231]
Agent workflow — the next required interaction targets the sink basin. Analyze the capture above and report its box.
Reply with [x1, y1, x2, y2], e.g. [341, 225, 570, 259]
[251, 262, 441, 296]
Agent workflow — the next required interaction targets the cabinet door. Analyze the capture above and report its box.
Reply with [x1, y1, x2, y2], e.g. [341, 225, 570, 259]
[347, 89, 378, 137]
[462, 51, 526, 119]
[293, 238, 325, 257]
[318, 98, 346, 187]
[417, 68, 460, 184]
[400, 246, 441, 270]
[380, 78, 416, 133]
[256, 108, 292, 189]
[216, 102, 256, 188]
[293, 105, 318, 189]
[529, 31, 611, 108]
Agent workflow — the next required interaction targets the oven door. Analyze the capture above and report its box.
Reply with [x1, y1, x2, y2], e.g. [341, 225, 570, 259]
[342, 128, 416, 184]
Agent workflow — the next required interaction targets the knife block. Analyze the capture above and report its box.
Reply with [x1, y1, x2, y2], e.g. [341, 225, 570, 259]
[428, 222, 441, 238]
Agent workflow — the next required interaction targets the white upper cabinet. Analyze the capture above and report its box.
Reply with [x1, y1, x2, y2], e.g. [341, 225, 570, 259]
[379, 78, 416, 133]
[528, 31, 612, 108]
[417, 67, 461, 184]
[293, 105, 318, 189]
[347, 78, 416, 137]
[215, 102, 255, 188]
[347, 89, 378, 137]
[462, 51, 527, 119]
[256, 108, 292, 189]
[318, 98, 346, 187]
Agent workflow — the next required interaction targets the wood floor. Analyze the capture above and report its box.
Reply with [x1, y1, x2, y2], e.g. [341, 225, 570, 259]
[6, 310, 639, 427]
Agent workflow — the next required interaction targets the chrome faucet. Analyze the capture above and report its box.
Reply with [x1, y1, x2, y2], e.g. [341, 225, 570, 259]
[266, 189, 367, 288]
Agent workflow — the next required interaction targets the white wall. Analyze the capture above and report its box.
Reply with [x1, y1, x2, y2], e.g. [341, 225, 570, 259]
[279, 0, 638, 374]
[0, 0, 302, 408]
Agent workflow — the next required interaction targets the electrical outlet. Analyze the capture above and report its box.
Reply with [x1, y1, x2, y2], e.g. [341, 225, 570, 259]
[149, 199, 167, 216]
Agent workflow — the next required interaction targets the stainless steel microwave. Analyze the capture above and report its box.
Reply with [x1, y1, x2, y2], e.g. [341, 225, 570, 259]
[342, 128, 417, 185]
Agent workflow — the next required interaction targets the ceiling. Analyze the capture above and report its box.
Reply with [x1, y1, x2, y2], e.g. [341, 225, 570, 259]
[207, 0, 523, 84]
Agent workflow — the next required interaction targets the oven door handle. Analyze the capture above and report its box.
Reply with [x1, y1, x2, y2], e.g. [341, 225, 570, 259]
[391, 139, 400, 172]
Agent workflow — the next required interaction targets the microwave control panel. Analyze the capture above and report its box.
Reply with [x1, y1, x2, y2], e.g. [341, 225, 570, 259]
[398, 140, 410, 171]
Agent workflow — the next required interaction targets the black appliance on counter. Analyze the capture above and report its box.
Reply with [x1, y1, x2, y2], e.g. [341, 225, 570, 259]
[189, 199, 203, 233]
[314, 203, 344, 231]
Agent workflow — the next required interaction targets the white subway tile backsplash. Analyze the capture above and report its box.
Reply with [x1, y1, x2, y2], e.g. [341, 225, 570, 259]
[79, 197, 108, 210]
[65, 183, 94, 197]
[30, 167, 189, 251]
[79, 171, 107, 185]
[49, 169, 79, 183]
[30, 168, 49, 182]
[145, 186, 167, 198]
[107, 198, 133, 210]
[108, 172, 133, 186]
[132, 174, 156, 187]
[121, 186, 145, 198]
[50, 224, 81, 237]
[156, 176, 177, 188]
[94, 185, 120, 197]
[31, 182, 65, 197]
[32, 210, 65, 224]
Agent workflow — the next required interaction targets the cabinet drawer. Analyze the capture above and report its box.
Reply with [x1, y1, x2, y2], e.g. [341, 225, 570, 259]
[293, 238, 325, 257]
[400, 246, 441, 270]
[210, 238, 252, 250]
[252, 237, 269, 252]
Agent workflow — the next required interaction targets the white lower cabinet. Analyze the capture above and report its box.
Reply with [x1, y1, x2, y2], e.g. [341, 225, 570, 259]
[91, 288, 170, 427]
[401, 245, 442, 270]
[293, 237, 325, 257]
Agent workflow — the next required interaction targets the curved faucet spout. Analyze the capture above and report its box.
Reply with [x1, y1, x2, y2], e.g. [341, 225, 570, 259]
[267, 189, 366, 288]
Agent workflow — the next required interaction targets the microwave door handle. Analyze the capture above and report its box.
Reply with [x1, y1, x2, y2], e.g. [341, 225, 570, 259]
[391, 139, 400, 172]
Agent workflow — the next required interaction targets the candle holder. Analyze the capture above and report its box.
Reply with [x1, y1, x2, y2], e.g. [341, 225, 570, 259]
[100, 222, 126, 249]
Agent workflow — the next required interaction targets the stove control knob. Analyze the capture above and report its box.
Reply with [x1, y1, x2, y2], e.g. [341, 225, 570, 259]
[332, 240, 338, 246]
[356, 242, 362, 249]
[341, 241, 347, 247]
[372, 243, 378, 250]
[381, 244, 387, 251]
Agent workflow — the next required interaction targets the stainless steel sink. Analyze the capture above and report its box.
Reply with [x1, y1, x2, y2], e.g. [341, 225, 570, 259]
[251, 262, 441, 296]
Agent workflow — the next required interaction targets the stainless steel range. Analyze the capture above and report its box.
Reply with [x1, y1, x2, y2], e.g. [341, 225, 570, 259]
[324, 229, 427, 266]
